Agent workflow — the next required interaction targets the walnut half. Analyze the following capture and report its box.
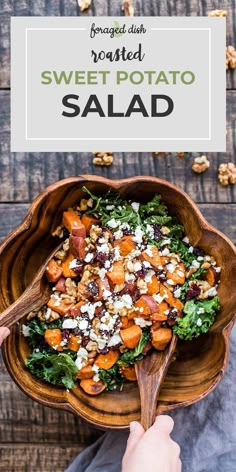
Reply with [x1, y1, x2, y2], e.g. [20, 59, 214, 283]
[93, 152, 113, 166]
[218, 162, 236, 186]
[192, 155, 210, 174]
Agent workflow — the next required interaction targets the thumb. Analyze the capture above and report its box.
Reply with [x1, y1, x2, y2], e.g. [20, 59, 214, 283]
[0, 327, 10, 346]
[126, 421, 144, 453]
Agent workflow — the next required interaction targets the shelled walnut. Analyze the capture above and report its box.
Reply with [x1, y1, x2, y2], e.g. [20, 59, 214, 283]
[218, 162, 236, 186]
[78, 0, 92, 11]
[93, 152, 113, 166]
[122, 0, 134, 16]
[226, 46, 236, 69]
[192, 155, 210, 174]
[208, 9, 228, 17]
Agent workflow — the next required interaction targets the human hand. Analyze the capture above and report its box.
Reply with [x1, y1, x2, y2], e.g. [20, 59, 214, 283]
[0, 327, 10, 346]
[122, 415, 181, 472]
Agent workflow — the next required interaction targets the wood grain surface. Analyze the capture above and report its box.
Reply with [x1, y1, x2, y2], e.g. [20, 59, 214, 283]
[0, 0, 235, 470]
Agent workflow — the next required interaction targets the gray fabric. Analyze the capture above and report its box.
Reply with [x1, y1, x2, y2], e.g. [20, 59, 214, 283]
[66, 326, 236, 472]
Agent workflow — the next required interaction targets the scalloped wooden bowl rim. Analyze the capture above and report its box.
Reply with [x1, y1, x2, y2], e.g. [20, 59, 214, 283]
[1, 175, 236, 429]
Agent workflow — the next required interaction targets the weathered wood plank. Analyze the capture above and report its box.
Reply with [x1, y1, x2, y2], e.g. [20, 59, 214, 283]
[0, 0, 235, 88]
[0, 375, 101, 444]
[0, 445, 84, 471]
[0, 203, 235, 243]
[0, 90, 235, 204]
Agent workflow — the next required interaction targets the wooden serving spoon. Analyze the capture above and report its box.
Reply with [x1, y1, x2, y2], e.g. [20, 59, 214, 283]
[0, 243, 63, 328]
[135, 334, 177, 430]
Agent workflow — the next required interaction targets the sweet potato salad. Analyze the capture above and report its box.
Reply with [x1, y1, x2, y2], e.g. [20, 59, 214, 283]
[23, 188, 221, 394]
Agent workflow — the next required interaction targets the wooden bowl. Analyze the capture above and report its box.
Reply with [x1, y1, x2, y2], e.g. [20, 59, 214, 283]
[1, 176, 236, 430]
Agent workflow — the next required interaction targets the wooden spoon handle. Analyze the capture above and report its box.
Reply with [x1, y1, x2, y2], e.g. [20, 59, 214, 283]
[136, 335, 177, 430]
[0, 284, 50, 328]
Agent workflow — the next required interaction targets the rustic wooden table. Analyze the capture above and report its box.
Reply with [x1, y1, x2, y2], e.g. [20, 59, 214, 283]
[0, 1, 235, 471]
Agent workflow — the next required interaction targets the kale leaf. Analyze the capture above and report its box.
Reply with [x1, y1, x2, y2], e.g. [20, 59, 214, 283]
[25, 350, 78, 389]
[117, 330, 150, 367]
[26, 318, 62, 348]
[98, 364, 124, 391]
[173, 297, 220, 340]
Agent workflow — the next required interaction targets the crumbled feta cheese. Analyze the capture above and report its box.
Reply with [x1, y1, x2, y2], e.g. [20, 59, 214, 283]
[143, 261, 151, 268]
[174, 288, 181, 298]
[62, 318, 78, 329]
[69, 258, 78, 269]
[153, 293, 165, 303]
[133, 261, 142, 272]
[125, 272, 136, 282]
[107, 218, 120, 229]
[78, 319, 89, 330]
[145, 246, 153, 257]
[84, 252, 94, 263]
[161, 247, 170, 256]
[166, 263, 175, 274]
[215, 267, 221, 273]
[146, 224, 154, 238]
[104, 260, 111, 269]
[191, 260, 200, 269]
[197, 307, 205, 314]
[197, 256, 204, 261]
[98, 237, 106, 244]
[196, 318, 202, 327]
[133, 226, 144, 244]
[99, 268, 107, 280]
[103, 290, 112, 299]
[160, 239, 171, 246]
[92, 364, 99, 373]
[22, 324, 30, 337]
[97, 338, 107, 350]
[188, 246, 194, 254]
[131, 202, 140, 212]
[106, 205, 115, 210]
[108, 334, 122, 347]
[167, 279, 175, 286]
[75, 348, 88, 370]
[60, 339, 68, 347]
[208, 287, 217, 297]
[134, 318, 152, 328]
[80, 303, 95, 319]
[182, 236, 189, 244]
[144, 270, 155, 283]
[113, 246, 121, 260]
[45, 308, 52, 320]
[121, 294, 133, 308]
[97, 244, 110, 255]
[93, 373, 100, 382]
[114, 229, 123, 240]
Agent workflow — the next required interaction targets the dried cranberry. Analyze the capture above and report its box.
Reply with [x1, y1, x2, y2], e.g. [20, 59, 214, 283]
[73, 327, 80, 336]
[153, 224, 162, 242]
[80, 335, 89, 347]
[167, 309, 177, 326]
[62, 329, 70, 341]
[123, 228, 132, 236]
[62, 228, 69, 239]
[95, 252, 107, 264]
[158, 272, 167, 282]
[214, 270, 220, 284]
[87, 280, 99, 297]
[193, 247, 205, 257]
[73, 262, 84, 273]
[186, 284, 201, 301]
[136, 266, 148, 277]
[81, 312, 90, 321]
[99, 346, 109, 354]
[38, 339, 48, 351]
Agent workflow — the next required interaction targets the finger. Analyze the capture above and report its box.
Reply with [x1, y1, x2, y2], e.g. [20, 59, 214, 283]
[125, 421, 145, 453]
[152, 415, 174, 435]
[0, 327, 10, 345]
